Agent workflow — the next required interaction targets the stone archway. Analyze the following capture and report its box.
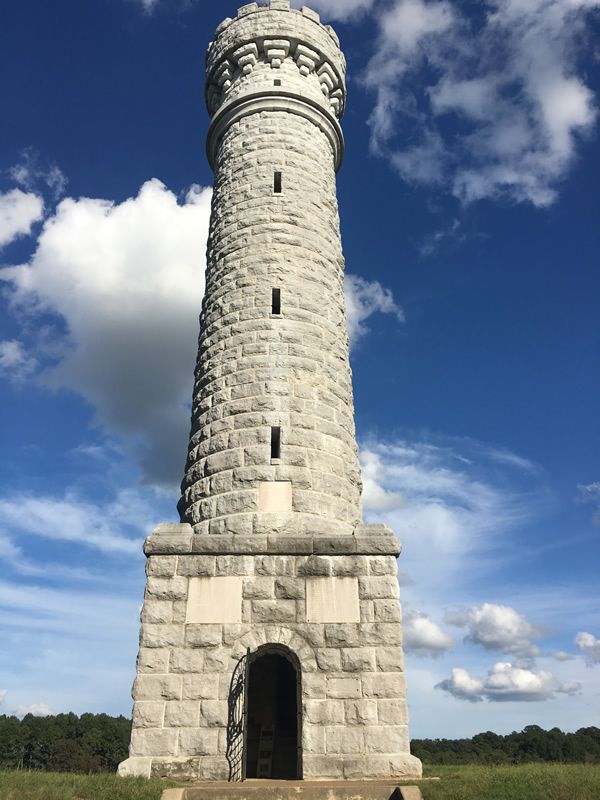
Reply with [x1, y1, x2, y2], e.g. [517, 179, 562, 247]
[245, 644, 302, 780]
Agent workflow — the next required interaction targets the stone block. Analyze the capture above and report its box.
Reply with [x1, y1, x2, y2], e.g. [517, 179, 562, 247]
[130, 728, 178, 757]
[274, 577, 305, 599]
[164, 701, 200, 727]
[215, 555, 254, 575]
[302, 672, 326, 699]
[364, 725, 410, 754]
[201, 699, 228, 726]
[315, 648, 341, 672]
[140, 623, 184, 649]
[117, 757, 151, 778]
[306, 577, 360, 623]
[141, 600, 172, 624]
[250, 599, 296, 622]
[326, 676, 361, 699]
[136, 647, 170, 674]
[303, 724, 325, 754]
[297, 555, 331, 576]
[133, 674, 182, 702]
[324, 624, 361, 648]
[344, 699, 377, 725]
[182, 674, 219, 700]
[242, 577, 274, 598]
[146, 577, 189, 601]
[325, 726, 364, 754]
[376, 647, 404, 672]
[176, 556, 215, 577]
[303, 754, 344, 779]
[185, 625, 223, 647]
[374, 599, 402, 622]
[169, 649, 204, 673]
[341, 647, 376, 672]
[255, 555, 295, 576]
[368, 556, 397, 576]
[203, 647, 231, 672]
[304, 698, 344, 725]
[359, 576, 400, 599]
[133, 701, 164, 729]
[186, 576, 243, 623]
[377, 698, 409, 725]
[179, 728, 219, 757]
[362, 673, 407, 699]
[147, 556, 177, 577]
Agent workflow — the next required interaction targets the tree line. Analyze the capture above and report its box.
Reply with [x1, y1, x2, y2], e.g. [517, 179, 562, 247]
[411, 725, 600, 765]
[0, 714, 599, 772]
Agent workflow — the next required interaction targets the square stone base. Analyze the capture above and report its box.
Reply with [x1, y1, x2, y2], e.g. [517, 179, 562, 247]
[118, 524, 422, 781]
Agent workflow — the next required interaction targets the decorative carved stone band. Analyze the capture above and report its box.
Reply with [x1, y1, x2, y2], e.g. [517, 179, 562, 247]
[206, 92, 345, 173]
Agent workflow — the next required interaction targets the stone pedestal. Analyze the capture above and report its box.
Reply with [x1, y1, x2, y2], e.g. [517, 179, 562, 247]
[118, 524, 421, 780]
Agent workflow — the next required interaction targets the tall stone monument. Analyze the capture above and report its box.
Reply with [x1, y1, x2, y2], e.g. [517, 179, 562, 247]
[119, 0, 422, 783]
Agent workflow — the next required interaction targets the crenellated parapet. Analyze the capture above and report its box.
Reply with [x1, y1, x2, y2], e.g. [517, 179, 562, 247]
[205, 2, 347, 170]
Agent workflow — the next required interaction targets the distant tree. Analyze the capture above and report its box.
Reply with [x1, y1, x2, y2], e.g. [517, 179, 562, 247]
[0, 713, 131, 773]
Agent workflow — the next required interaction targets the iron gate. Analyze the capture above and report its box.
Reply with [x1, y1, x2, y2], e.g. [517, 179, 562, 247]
[226, 649, 249, 781]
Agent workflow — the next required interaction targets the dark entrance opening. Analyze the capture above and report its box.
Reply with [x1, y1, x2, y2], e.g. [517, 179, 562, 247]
[245, 646, 301, 779]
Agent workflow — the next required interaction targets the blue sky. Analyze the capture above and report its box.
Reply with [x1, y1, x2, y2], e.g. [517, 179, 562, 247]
[0, 0, 599, 737]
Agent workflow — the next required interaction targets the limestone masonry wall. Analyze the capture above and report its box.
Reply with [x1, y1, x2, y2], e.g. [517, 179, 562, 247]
[129, 549, 412, 780]
[120, 1, 421, 783]
[178, 0, 362, 535]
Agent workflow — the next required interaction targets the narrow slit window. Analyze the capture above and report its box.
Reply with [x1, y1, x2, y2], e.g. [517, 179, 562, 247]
[271, 288, 281, 315]
[271, 427, 281, 460]
[274, 171, 282, 194]
[274, 79, 281, 86]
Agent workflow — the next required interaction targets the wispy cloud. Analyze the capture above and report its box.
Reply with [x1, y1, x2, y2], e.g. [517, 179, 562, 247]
[577, 482, 600, 526]
[0, 492, 154, 555]
[8, 149, 67, 200]
[345, 274, 405, 345]
[364, 0, 599, 206]
[0, 340, 38, 383]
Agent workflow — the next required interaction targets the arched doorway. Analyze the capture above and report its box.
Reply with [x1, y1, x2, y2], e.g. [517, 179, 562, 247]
[244, 644, 302, 780]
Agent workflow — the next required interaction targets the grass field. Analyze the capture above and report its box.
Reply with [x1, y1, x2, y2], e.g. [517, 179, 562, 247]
[422, 764, 600, 800]
[1, 765, 600, 800]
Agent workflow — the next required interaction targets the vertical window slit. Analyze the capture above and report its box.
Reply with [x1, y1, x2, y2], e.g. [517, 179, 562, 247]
[274, 171, 282, 194]
[271, 288, 281, 315]
[271, 427, 281, 460]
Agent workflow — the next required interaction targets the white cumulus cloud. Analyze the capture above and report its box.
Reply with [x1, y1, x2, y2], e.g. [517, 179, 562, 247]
[0, 189, 44, 248]
[364, 0, 600, 206]
[437, 661, 581, 702]
[1, 179, 211, 490]
[446, 602, 544, 659]
[575, 631, 600, 665]
[404, 609, 453, 657]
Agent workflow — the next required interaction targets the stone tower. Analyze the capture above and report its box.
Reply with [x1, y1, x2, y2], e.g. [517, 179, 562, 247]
[119, 0, 421, 783]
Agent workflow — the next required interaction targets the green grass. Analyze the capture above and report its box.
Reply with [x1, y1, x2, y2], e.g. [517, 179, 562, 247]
[0, 771, 175, 800]
[1, 765, 600, 800]
[421, 764, 600, 800]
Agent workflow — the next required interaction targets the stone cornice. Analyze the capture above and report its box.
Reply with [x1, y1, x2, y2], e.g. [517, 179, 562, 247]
[144, 523, 402, 557]
[206, 91, 345, 172]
